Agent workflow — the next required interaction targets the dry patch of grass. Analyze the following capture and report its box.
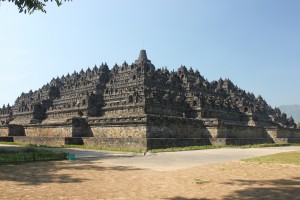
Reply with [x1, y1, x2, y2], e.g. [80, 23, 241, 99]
[243, 151, 300, 165]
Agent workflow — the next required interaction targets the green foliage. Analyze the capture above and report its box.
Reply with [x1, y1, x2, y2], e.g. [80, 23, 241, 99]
[2, 0, 71, 14]
[243, 151, 300, 165]
[0, 148, 67, 163]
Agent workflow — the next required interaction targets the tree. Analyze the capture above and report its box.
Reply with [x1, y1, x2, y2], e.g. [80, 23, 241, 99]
[1, 0, 70, 14]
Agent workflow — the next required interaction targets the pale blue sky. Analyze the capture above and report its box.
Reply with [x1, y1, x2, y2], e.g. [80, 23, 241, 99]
[0, 0, 300, 107]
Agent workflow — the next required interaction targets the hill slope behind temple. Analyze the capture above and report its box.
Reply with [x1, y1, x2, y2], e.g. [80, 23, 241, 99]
[279, 105, 300, 123]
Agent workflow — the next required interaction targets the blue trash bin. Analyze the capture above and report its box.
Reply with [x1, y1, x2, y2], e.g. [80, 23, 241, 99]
[67, 153, 75, 161]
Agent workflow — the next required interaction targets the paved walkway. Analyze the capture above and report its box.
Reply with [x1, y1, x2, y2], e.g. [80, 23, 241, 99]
[1, 144, 300, 171]
[102, 146, 300, 171]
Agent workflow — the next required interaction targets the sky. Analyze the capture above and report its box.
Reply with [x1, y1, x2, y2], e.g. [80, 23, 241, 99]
[0, 0, 300, 108]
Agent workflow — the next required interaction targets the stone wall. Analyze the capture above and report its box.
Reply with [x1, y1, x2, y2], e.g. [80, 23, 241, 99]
[208, 138, 274, 145]
[8, 125, 25, 136]
[24, 125, 73, 137]
[1, 117, 300, 150]
[71, 118, 91, 137]
[277, 128, 300, 138]
[0, 126, 8, 136]
[266, 127, 300, 139]
[0, 125, 24, 136]
[0, 137, 14, 142]
[145, 116, 213, 149]
[90, 125, 147, 138]
[147, 138, 211, 149]
[82, 137, 147, 151]
[224, 138, 274, 145]
[88, 116, 147, 138]
[265, 128, 278, 139]
[13, 136, 66, 146]
[146, 116, 207, 138]
[266, 127, 300, 144]
[217, 125, 271, 139]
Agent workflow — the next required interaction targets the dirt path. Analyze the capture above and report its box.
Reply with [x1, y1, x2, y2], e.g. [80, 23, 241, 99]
[1, 144, 300, 171]
[1, 145, 300, 199]
[102, 146, 300, 171]
[1, 159, 300, 199]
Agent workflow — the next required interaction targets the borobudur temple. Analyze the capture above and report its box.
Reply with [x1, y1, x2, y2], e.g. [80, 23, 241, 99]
[0, 50, 299, 150]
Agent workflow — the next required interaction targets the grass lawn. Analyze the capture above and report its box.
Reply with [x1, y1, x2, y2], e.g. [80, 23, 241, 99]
[0, 148, 67, 163]
[243, 151, 300, 165]
[1, 141, 300, 153]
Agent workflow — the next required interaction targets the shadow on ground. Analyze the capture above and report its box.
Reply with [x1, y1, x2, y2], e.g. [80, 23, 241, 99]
[165, 177, 300, 200]
[0, 160, 142, 186]
[222, 177, 300, 200]
[165, 197, 209, 200]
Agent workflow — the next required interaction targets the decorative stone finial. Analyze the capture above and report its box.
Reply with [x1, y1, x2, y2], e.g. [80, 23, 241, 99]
[139, 50, 148, 60]
[135, 49, 151, 64]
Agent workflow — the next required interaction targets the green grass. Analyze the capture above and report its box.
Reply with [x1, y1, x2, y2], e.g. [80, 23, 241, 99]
[0, 142, 144, 153]
[151, 145, 223, 152]
[0, 148, 68, 163]
[0, 142, 45, 147]
[243, 151, 300, 165]
[150, 143, 294, 153]
[61, 144, 144, 153]
[1, 141, 299, 153]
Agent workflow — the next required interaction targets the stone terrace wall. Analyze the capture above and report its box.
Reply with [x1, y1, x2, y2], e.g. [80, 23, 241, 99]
[1, 117, 300, 149]
[208, 125, 274, 145]
[82, 116, 148, 150]
[0, 126, 8, 136]
[146, 116, 207, 138]
[87, 116, 147, 138]
[24, 125, 73, 137]
[146, 116, 212, 149]
[277, 128, 300, 138]
[86, 123, 148, 149]
[147, 138, 212, 149]
[82, 137, 147, 151]
[217, 125, 271, 139]
[0, 125, 24, 136]
[90, 125, 147, 138]
[266, 127, 300, 144]
[13, 136, 67, 146]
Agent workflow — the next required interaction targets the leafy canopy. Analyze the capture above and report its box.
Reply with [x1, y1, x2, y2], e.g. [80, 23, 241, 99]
[1, 0, 71, 14]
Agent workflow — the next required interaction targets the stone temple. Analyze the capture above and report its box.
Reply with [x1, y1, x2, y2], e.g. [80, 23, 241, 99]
[0, 50, 299, 150]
